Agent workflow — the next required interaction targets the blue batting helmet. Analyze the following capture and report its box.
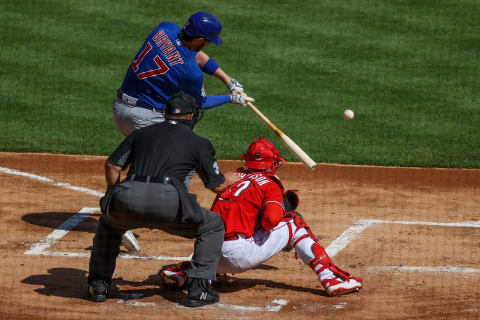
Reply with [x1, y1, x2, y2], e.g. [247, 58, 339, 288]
[183, 12, 223, 45]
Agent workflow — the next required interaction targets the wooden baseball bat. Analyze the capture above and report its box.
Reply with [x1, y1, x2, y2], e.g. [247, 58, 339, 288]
[246, 102, 317, 170]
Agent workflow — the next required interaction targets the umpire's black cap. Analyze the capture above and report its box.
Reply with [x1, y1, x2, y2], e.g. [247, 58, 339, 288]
[165, 91, 200, 115]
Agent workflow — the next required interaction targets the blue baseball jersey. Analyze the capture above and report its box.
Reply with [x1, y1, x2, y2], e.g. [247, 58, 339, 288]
[120, 22, 206, 110]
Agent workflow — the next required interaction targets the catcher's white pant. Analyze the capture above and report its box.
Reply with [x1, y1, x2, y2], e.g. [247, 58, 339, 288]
[161, 214, 362, 296]
[216, 217, 335, 282]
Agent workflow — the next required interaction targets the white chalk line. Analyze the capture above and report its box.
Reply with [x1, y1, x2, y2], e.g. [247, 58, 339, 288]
[369, 266, 480, 273]
[23, 206, 192, 261]
[0, 167, 104, 197]
[117, 298, 289, 312]
[362, 219, 480, 228]
[326, 220, 373, 257]
[24, 207, 97, 255]
[30, 251, 192, 261]
[326, 219, 480, 258]
[327, 219, 480, 275]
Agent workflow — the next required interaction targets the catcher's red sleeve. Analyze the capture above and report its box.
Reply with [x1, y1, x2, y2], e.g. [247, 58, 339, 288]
[261, 202, 284, 230]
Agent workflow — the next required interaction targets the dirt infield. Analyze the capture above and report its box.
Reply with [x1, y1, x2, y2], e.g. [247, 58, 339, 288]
[0, 152, 479, 320]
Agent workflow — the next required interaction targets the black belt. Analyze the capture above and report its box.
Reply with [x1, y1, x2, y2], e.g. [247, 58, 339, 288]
[117, 90, 156, 111]
[128, 175, 173, 184]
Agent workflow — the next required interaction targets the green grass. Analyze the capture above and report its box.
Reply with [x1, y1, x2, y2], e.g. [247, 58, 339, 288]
[1, 0, 479, 168]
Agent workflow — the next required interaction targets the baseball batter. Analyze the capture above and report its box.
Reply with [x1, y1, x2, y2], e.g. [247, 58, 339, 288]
[113, 11, 253, 136]
[161, 138, 363, 296]
[113, 11, 253, 252]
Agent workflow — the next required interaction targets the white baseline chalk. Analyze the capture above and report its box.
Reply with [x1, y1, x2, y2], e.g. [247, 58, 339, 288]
[24, 207, 98, 255]
[33, 251, 192, 261]
[327, 219, 480, 258]
[0, 167, 104, 197]
[24, 207, 191, 261]
[363, 219, 480, 228]
[326, 220, 373, 257]
[369, 265, 480, 274]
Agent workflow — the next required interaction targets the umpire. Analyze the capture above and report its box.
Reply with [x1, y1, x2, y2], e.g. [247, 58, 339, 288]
[88, 91, 237, 307]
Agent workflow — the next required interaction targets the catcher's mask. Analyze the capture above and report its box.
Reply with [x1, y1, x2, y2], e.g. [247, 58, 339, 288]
[240, 137, 286, 175]
[164, 91, 203, 129]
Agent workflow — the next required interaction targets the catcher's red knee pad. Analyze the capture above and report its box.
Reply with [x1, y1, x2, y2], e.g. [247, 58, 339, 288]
[283, 211, 319, 243]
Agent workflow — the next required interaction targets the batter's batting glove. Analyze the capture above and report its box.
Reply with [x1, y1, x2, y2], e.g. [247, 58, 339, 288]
[231, 92, 254, 107]
[226, 78, 244, 94]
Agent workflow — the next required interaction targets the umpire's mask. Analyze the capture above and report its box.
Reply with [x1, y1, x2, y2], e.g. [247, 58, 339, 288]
[165, 91, 203, 129]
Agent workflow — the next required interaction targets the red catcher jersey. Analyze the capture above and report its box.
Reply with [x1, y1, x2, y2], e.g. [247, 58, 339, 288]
[211, 168, 285, 238]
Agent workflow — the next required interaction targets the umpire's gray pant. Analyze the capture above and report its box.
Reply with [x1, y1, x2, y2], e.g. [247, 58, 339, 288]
[88, 180, 224, 284]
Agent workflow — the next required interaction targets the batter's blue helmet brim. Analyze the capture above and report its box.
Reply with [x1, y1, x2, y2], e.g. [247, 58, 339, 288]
[210, 37, 223, 46]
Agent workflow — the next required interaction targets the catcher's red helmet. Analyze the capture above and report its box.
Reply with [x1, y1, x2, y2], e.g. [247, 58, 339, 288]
[240, 137, 285, 174]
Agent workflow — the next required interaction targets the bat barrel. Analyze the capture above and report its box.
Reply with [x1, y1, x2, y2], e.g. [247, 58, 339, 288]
[246, 102, 316, 170]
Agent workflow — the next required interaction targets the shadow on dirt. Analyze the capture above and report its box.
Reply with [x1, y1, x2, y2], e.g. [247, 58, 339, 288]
[216, 274, 328, 296]
[20, 267, 188, 304]
[113, 274, 187, 305]
[21, 212, 99, 233]
[155, 265, 326, 297]
[21, 267, 328, 306]
[252, 264, 278, 270]
[21, 267, 90, 300]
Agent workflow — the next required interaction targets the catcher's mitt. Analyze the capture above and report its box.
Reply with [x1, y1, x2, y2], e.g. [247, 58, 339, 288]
[283, 189, 299, 214]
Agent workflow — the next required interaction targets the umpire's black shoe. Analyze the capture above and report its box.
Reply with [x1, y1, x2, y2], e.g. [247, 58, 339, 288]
[88, 279, 108, 302]
[185, 277, 219, 308]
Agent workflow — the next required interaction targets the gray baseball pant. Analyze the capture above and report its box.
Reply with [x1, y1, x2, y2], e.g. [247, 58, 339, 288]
[88, 181, 224, 284]
[112, 98, 165, 137]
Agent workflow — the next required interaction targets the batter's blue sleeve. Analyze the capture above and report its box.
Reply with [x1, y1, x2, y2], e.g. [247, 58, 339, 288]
[202, 95, 231, 109]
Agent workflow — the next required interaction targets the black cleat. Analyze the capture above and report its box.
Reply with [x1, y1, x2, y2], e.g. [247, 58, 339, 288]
[88, 279, 108, 302]
[185, 277, 219, 308]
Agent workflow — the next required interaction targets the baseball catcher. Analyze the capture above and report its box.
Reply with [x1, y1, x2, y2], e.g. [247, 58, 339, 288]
[161, 137, 363, 297]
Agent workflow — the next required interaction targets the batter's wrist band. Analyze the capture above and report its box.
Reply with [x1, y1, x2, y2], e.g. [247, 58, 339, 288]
[201, 58, 219, 75]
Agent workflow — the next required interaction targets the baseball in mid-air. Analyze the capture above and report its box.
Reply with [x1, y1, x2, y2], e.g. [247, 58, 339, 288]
[343, 109, 354, 120]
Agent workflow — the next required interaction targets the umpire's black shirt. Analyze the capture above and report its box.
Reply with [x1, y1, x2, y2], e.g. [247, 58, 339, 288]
[107, 119, 225, 189]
